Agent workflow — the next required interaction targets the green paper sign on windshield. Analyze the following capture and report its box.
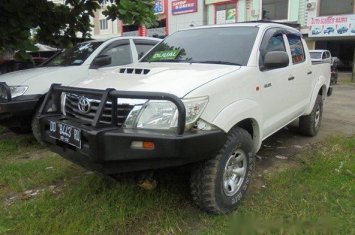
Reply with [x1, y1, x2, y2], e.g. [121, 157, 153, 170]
[150, 49, 181, 61]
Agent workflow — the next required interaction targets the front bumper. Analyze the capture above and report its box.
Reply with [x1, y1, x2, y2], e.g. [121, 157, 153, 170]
[40, 116, 227, 174]
[0, 95, 41, 121]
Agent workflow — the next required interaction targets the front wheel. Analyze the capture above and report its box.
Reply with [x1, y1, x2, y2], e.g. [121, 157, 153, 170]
[190, 127, 255, 214]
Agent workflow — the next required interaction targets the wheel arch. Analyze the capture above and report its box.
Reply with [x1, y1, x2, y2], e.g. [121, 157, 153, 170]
[212, 99, 263, 152]
[304, 83, 327, 115]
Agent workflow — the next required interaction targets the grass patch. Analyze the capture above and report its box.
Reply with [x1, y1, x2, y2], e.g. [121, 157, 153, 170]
[210, 135, 355, 234]
[0, 135, 354, 234]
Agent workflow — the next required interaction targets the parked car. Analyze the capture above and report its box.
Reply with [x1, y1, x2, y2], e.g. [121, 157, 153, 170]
[323, 27, 334, 34]
[0, 36, 161, 137]
[35, 23, 330, 214]
[337, 26, 348, 34]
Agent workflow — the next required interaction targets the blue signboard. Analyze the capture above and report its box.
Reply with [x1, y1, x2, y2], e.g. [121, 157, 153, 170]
[154, 0, 164, 14]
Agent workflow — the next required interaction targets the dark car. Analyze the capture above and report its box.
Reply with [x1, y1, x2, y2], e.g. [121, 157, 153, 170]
[324, 27, 334, 34]
[337, 26, 348, 34]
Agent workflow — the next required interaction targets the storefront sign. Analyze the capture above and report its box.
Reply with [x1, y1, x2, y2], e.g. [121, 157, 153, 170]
[308, 15, 355, 37]
[172, 0, 198, 15]
[154, 0, 164, 15]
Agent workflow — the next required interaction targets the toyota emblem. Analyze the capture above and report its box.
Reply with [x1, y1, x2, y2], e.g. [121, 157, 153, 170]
[78, 96, 91, 114]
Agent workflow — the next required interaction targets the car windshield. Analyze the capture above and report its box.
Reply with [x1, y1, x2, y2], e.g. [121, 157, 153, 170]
[141, 26, 259, 66]
[46, 41, 103, 66]
[310, 52, 322, 59]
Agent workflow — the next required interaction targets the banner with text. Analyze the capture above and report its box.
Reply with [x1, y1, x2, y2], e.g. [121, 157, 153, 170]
[172, 0, 198, 15]
[308, 15, 355, 37]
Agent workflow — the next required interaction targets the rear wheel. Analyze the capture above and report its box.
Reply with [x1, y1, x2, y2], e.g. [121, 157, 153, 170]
[190, 127, 254, 214]
[299, 95, 323, 137]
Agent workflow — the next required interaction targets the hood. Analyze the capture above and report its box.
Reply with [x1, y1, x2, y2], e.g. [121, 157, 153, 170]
[76, 62, 240, 98]
[0, 66, 88, 94]
[1, 67, 63, 85]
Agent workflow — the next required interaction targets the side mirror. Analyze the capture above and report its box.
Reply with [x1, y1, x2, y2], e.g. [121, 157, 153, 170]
[90, 55, 111, 69]
[263, 51, 289, 70]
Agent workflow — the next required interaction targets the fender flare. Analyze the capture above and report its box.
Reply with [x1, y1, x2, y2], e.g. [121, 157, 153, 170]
[212, 99, 263, 152]
[304, 75, 328, 115]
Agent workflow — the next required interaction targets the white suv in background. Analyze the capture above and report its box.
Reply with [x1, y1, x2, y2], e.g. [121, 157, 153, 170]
[0, 36, 161, 135]
[309, 49, 331, 63]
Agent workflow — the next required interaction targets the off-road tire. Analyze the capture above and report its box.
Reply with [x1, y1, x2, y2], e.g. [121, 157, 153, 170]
[299, 95, 323, 137]
[327, 87, 333, 96]
[190, 127, 255, 214]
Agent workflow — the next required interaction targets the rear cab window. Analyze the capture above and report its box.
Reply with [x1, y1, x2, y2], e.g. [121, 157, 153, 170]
[286, 34, 306, 64]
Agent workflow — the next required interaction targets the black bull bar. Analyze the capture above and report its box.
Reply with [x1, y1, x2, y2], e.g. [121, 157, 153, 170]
[38, 84, 187, 135]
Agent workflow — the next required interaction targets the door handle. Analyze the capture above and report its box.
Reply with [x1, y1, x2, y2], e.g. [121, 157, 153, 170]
[288, 76, 295, 81]
[307, 71, 312, 75]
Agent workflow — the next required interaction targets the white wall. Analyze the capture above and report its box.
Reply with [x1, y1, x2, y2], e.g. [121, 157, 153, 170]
[168, 0, 206, 34]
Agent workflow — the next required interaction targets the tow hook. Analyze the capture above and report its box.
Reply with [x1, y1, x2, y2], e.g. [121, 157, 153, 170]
[136, 171, 157, 190]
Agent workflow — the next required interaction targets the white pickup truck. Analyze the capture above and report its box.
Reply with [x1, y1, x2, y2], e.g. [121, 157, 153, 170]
[36, 23, 330, 214]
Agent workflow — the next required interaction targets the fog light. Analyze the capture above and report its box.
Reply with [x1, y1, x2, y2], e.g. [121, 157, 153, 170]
[131, 141, 155, 150]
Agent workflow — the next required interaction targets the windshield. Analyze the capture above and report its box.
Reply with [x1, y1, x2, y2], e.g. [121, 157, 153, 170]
[46, 41, 103, 66]
[310, 52, 322, 59]
[141, 26, 259, 66]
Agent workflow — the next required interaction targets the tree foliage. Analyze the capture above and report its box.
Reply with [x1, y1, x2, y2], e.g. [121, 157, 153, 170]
[0, 0, 156, 58]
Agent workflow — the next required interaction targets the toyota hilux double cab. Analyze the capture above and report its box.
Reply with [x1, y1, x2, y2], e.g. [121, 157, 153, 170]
[36, 23, 331, 214]
[0, 36, 161, 139]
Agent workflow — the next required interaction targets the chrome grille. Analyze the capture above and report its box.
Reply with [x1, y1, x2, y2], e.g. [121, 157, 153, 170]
[64, 93, 134, 126]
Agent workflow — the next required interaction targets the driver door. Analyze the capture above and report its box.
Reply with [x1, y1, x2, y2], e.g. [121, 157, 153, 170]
[257, 28, 293, 137]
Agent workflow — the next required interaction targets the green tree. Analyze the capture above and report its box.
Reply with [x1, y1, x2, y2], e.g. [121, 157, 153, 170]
[0, 0, 156, 59]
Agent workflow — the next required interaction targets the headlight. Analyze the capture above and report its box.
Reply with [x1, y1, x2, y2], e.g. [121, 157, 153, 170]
[9, 86, 28, 98]
[124, 97, 208, 131]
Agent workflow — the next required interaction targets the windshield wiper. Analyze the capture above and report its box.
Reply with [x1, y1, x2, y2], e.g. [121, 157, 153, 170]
[188, 60, 242, 66]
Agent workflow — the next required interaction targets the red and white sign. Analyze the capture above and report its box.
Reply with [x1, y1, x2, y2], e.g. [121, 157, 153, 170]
[308, 15, 355, 37]
[172, 0, 198, 15]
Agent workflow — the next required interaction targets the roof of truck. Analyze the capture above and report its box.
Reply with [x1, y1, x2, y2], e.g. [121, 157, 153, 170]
[178, 21, 300, 34]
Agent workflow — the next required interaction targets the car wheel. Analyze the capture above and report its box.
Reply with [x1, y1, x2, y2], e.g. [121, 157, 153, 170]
[327, 87, 333, 96]
[190, 127, 255, 214]
[299, 95, 323, 137]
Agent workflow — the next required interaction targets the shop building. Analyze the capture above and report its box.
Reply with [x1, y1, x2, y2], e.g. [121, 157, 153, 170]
[167, 0, 206, 34]
[91, 0, 310, 42]
[92, 8, 122, 39]
[305, 0, 355, 72]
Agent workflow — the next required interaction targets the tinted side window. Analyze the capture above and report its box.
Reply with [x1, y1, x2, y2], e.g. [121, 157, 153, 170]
[322, 53, 327, 59]
[265, 35, 286, 53]
[133, 40, 159, 59]
[286, 34, 305, 64]
[99, 40, 132, 67]
[259, 29, 286, 68]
